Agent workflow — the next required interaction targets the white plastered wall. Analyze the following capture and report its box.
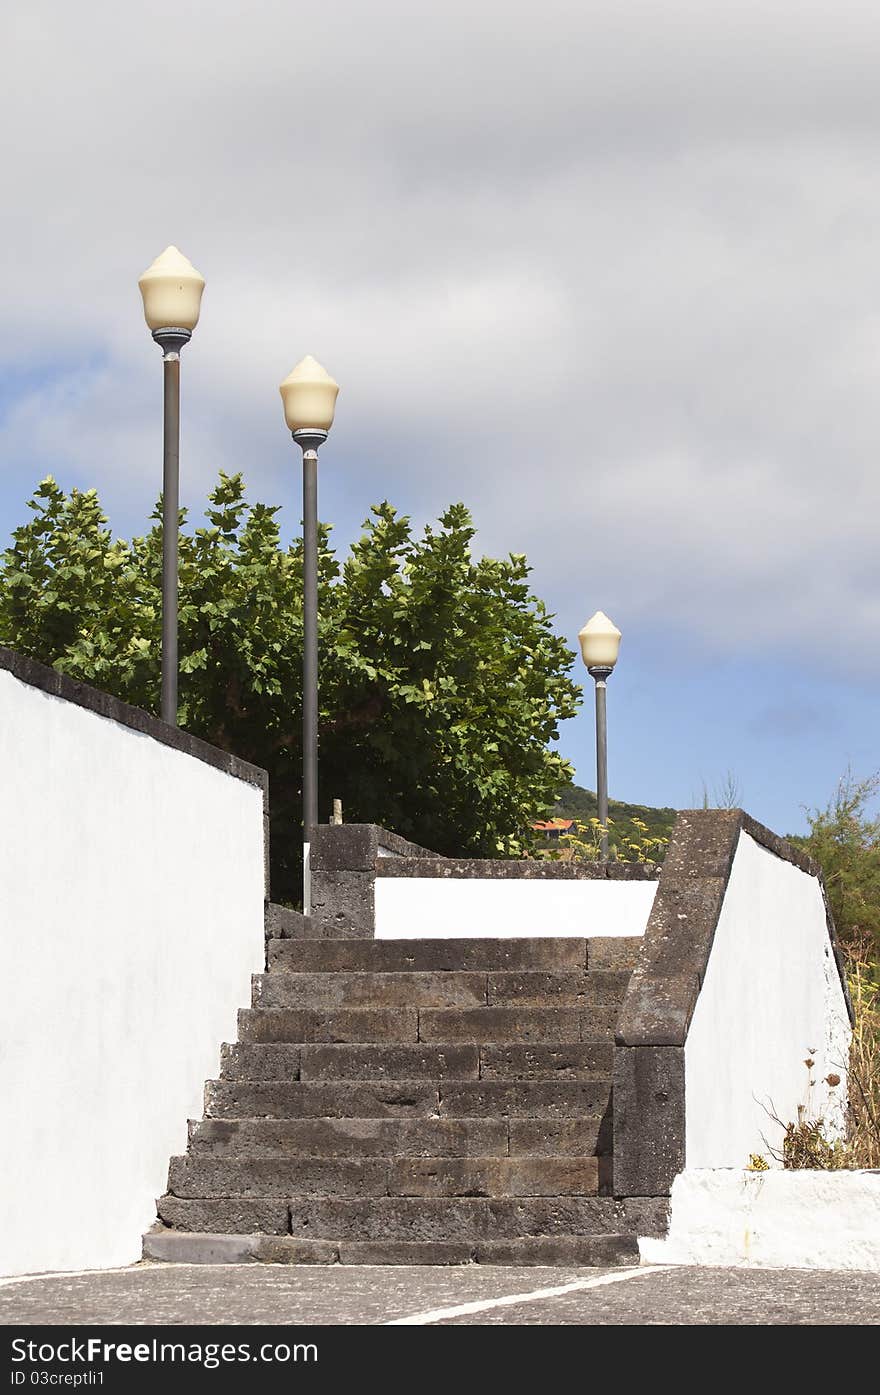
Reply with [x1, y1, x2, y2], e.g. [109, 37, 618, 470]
[684, 831, 851, 1169]
[0, 670, 266, 1277]
[374, 875, 657, 939]
[641, 1169, 880, 1271]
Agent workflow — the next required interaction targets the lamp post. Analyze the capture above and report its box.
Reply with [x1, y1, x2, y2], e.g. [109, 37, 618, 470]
[578, 611, 621, 858]
[279, 356, 340, 914]
[138, 246, 205, 726]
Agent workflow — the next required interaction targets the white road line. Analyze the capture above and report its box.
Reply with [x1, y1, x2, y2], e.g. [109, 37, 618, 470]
[0, 1262, 258, 1289]
[385, 1264, 669, 1325]
[0, 1267, 141, 1290]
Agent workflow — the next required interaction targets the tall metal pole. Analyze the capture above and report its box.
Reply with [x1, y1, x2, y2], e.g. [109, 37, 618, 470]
[161, 353, 180, 725]
[590, 666, 612, 858]
[293, 427, 327, 915]
[301, 446, 319, 914]
[153, 327, 191, 727]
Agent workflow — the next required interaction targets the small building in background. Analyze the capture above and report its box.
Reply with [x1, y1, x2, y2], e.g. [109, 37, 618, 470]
[531, 817, 574, 842]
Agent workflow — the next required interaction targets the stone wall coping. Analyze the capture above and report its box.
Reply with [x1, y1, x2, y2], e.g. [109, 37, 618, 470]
[616, 809, 852, 1050]
[310, 824, 440, 874]
[374, 857, 660, 881]
[0, 646, 268, 795]
[611, 807, 853, 1198]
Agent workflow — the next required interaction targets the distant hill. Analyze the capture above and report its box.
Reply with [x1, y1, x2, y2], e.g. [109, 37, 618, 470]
[552, 783, 678, 847]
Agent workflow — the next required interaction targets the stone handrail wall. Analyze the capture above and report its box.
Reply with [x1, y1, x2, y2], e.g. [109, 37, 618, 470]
[612, 810, 853, 1196]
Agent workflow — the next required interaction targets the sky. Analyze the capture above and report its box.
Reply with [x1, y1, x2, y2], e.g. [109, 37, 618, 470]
[2, 0, 879, 834]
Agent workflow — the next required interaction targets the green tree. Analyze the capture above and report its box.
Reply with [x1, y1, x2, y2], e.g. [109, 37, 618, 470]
[790, 769, 880, 957]
[0, 473, 580, 903]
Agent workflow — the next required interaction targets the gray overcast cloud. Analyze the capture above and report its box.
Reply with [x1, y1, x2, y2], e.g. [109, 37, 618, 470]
[2, 0, 880, 678]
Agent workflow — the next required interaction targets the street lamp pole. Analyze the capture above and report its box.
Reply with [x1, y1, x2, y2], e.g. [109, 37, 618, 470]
[295, 425, 326, 894]
[280, 357, 340, 914]
[138, 247, 205, 726]
[591, 666, 612, 856]
[578, 611, 621, 860]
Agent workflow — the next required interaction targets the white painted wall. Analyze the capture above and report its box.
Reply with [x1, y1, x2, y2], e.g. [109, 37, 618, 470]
[374, 875, 657, 939]
[641, 1169, 880, 1271]
[0, 669, 266, 1277]
[685, 831, 851, 1170]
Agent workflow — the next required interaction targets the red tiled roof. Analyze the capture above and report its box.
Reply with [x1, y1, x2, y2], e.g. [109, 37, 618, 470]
[531, 818, 574, 832]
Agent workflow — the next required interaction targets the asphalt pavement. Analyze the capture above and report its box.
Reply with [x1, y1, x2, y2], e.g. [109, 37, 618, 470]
[1, 1261, 879, 1325]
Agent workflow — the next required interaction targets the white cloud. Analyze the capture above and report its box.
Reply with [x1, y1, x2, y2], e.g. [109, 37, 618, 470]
[2, 0, 880, 676]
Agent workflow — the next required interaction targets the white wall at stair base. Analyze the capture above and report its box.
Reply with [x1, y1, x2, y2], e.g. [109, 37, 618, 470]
[0, 669, 266, 1278]
[640, 1169, 880, 1271]
[684, 831, 851, 1167]
[374, 876, 657, 938]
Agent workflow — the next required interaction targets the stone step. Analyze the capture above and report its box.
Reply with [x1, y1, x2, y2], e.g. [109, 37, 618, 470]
[220, 1044, 304, 1081]
[251, 971, 488, 1011]
[205, 1078, 610, 1120]
[479, 1043, 614, 1078]
[416, 1007, 620, 1043]
[219, 1041, 613, 1081]
[187, 1117, 509, 1158]
[238, 1008, 419, 1044]
[437, 1080, 610, 1117]
[508, 1117, 608, 1155]
[585, 937, 644, 971]
[156, 1194, 669, 1240]
[486, 971, 629, 1007]
[268, 938, 591, 973]
[387, 1156, 600, 1198]
[238, 1005, 619, 1045]
[220, 1043, 481, 1081]
[250, 970, 631, 1012]
[143, 1227, 640, 1267]
[287, 1196, 670, 1243]
[206, 1079, 441, 1119]
[167, 1154, 600, 1198]
[169, 1155, 389, 1198]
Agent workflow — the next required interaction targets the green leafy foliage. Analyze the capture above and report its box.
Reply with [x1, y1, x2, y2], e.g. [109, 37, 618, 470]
[0, 474, 581, 903]
[789, 770, 880, 957]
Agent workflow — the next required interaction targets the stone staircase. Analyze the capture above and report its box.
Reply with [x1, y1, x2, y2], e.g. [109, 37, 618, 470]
[145, 919, 668, 1265]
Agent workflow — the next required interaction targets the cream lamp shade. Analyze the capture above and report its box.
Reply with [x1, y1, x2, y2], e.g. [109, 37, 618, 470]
[138, 246, 205, 332]
[578, 611, 622, 669]
[280, 356, 339, 433]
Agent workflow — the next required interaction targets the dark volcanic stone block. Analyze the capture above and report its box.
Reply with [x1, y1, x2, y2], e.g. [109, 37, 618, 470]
[238, 1007, 419, 1044]
[264, 904, 311, 940]
[418, 1007, 584, 1043]
[309, 871, 375, 936]
[474, 1235, 638, 1266]
[220, 1043, 301, 1081]
[338, 1241, 474, 1265]
[299, 1044, 479, 1081]
[508, 1118, 604, 1156]
[479, 1043, 614, 1079]
[612, 1045, 685, 1197]
[269, 937, 590, 973]
[253, 1237, 340, 1264]
[157, 1196, 288, 1235]
[586, 937, 644, 971]
[205, 1080, 439, 1120]
[168, 1155, 389, 1198]
[486, 971, 629, 1007]
[438, 1080, 608, 1118]
[188, 1116, 508, 1159]
[252, 970, 487, 1011]
[286, 1197, 632, 1241]
[388, 1156, 599, 1197]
